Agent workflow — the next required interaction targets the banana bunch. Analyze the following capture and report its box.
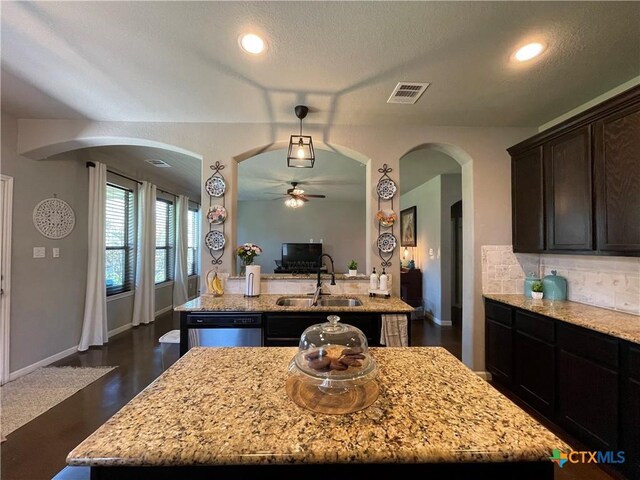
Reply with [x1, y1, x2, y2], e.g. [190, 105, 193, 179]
[207, 270, 224, 296]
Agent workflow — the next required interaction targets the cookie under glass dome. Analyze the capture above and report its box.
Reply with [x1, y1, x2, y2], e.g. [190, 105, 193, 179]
[288, 315, 378, 392]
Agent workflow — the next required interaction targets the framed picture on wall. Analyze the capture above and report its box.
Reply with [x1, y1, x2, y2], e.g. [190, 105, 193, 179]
[400, 206, 417, 247]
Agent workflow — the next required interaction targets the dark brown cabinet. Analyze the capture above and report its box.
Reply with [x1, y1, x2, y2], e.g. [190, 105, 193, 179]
[514, 312, 555, 417]
[594, 102, 640, 254]
[544, 126, 593, 251]
[400, 268, 422, 307]
[621, 342, 640, 478]
[557, 324, 619, 451]
[485, 300, 513, 385]
[508, 85, 640, 256]
[484, 298, 639, 476]
[263, 312, 381, 346]
[511, 147, 545, 253]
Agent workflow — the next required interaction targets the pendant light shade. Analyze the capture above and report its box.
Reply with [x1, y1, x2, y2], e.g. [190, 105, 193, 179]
[287, 105, 315, 168]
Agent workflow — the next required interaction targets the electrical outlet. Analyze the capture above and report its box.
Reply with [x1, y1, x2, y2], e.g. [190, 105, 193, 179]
[33, 247, 45, 258]
[53, 248, 60, 258]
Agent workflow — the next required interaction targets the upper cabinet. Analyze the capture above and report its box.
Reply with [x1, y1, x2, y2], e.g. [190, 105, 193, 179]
[594, 103, 640, 254]
[545, 126, 593, 251]
[512, 147, 544, 253]
[508, 85, 640, 257]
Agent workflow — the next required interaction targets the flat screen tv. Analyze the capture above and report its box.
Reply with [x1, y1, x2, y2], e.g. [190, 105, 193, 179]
[281, 243, 322, 268]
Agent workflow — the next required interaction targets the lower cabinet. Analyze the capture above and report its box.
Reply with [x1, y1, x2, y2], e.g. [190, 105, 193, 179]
[485, 299, 639, 476]
[621, 343, 640, 478]
[514, 311, 555, 417]
[557, 324, 619, 451]
[264, 313, 381, 346]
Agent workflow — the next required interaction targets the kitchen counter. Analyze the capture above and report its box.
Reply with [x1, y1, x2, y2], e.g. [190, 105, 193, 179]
[68, 347, 567, 477]
[484, 294, 640, 344]
[175, 294, 414, 313]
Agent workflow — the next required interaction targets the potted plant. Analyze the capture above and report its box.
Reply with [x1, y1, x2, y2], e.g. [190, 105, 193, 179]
[348, 260, 358, 277]
[531, 281, 544, 300]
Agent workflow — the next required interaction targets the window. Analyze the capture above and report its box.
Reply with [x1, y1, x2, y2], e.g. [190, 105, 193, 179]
[105, 184, 135, 295]
[187, 208, 199, 276]
[155, 198, 175, 284]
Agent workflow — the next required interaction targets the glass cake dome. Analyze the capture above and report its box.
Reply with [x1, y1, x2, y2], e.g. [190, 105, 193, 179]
[288, 315, 378, 391]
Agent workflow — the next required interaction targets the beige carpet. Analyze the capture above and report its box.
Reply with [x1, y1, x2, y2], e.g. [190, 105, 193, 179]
[1, 366, 116, 437]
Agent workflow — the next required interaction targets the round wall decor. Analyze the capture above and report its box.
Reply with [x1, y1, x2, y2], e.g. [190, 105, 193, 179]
[33, 198, 76, 239]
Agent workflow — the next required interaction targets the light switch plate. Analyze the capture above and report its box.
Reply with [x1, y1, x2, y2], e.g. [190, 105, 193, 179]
[33, 247, 45, 258]
[53, 248, 60, 258]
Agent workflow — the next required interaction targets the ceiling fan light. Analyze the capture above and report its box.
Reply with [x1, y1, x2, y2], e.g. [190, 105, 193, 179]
[284, 197, 304, 208]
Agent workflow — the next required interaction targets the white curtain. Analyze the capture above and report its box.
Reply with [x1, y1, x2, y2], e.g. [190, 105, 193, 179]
[173, 195, 189, 307]
[78, 162, 108, 351]
[132, 181, 157, 326]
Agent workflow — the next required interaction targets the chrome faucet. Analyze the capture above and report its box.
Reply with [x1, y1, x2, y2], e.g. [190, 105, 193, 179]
[312, 254, 336, 305]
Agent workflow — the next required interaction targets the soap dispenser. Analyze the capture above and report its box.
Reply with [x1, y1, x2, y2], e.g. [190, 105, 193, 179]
[542, 270, 567, 301]
[370, 268, 379, 290]
[379, 268, 389, 291]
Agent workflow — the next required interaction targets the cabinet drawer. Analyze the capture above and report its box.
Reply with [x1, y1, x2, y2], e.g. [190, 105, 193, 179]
[557, 324, 619, 369]
[515, 311, 555, 343]
[485, 301, 512, 326]
[629, 344, 640, 381]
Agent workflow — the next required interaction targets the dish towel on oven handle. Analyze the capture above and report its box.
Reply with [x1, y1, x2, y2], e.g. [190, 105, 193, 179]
[380, 314, 409, 346]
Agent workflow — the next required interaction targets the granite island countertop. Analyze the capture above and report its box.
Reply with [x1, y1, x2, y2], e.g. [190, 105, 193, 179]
[484, 294, 640, 345]
[67, 347, 568, 467]
[175, 294, 414, 313]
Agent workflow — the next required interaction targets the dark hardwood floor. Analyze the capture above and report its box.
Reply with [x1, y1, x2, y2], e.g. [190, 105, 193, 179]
[1, 312, 179, 480]
[1, 314, 625, 480]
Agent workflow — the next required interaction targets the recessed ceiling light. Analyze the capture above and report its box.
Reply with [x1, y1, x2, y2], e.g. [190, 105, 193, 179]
[514, 42, 545, 62]
[239, 33, 266, 55]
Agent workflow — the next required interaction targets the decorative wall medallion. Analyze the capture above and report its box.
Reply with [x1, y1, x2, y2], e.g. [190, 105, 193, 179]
[205, 176, 226, 197]
[376, 178, 397, 200]
[32, 198, 76, 239]
[376, 233, 397, 253]
[205, 230, 225, 251]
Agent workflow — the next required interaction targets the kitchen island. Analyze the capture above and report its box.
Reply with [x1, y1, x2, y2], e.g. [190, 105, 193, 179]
[176, 294, 415, 352]
[67, 347, 568, 479]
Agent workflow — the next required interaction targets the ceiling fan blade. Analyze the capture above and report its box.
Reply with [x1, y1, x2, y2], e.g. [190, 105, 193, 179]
[304, 194, 326, 198]
[300, 196, 310, 202]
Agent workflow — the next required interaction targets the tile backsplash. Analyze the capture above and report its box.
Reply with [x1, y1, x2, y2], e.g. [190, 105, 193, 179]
[482, 246, 640, 316]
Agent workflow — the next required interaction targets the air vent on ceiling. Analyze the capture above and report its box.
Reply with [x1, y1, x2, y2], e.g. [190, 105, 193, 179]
[145, 159, 171, 168]
[387, 82, 430, 104]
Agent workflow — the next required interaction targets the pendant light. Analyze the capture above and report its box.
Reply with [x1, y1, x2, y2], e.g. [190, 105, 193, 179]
[287, 105, 315, 168]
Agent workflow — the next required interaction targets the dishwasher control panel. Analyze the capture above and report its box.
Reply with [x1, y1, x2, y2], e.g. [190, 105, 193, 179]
[186, 313, 262, 327]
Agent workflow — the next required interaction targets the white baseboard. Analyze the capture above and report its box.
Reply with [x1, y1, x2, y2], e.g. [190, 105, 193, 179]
[108, 323, 132, 338]
[432, 317, 453, 327]
[9, 345, 78, 381]
[475, 371, 493, 381]
[155, 305, 173, 317]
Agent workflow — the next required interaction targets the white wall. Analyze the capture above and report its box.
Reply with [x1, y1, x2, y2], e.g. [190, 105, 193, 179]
[237, 199, 366, 274]
[14, 119, 535, 371]
[439, 174, 463, 323]
[1, 114, 199, 374]
[401, 174, 462, 325]
[401, 176, 441, 320]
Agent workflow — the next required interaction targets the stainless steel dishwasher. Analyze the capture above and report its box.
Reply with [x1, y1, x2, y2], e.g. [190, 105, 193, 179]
[181, 313, 263, 355]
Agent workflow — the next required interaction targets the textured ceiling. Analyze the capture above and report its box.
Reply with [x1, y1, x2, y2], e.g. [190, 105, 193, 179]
[238, 149, 366, 201]
[400, 149, 461, 195]
[1, 2, 639, 126]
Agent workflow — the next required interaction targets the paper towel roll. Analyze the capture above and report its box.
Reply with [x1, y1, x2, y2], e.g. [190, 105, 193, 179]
[245, 265, 261, 297]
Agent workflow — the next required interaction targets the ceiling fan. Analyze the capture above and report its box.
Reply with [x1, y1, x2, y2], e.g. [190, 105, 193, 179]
[267, 182, 326, 207]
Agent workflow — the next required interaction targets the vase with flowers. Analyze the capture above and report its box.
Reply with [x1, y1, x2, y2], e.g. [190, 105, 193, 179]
[236, 243, 262, 276]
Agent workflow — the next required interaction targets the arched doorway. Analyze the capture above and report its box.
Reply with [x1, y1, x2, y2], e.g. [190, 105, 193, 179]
[399, 143, 474, 365]
[231, 141, 372, 276]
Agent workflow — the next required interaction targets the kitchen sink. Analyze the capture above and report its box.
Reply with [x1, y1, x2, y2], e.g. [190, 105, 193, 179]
[316, 298, 363, 307]
[275, 297, 363, 307]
